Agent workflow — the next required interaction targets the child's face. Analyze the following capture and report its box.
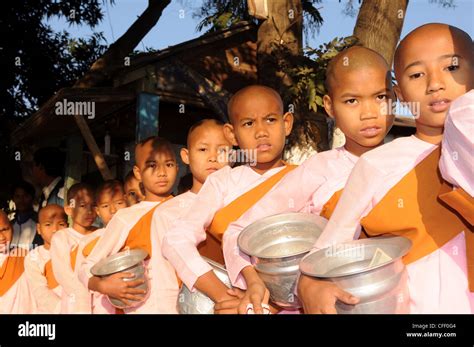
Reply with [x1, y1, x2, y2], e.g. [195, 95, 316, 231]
[324, 66, 394, 150]
[134, 148, 178, 199]
[395, 26, 474, 128]
[181, 123, 231, 186]
[95, 187, 126, 225]
[37, 206, 68, 247]
[65, 189, 97, 229]
[13, 187, 34, 213]
[0, 214, 12, 253]
[124, 179, 144, 206]
[225, 90, 293, 165]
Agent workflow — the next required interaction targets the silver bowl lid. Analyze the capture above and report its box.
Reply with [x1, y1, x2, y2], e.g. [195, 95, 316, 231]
[300, 236, 412, 278]
[90, 249, 149, 276]
[238, 213, 327, 259]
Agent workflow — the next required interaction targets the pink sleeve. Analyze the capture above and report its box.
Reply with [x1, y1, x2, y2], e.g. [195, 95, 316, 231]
[50, 232, 90, 311]
[161, 172, 228, 291]
[313, 156, 384, 250]
[440, 90, 474, 196]
[223, 161, 327, 289]
[77, 218, 125, 288]
[24, 252, 61, 313]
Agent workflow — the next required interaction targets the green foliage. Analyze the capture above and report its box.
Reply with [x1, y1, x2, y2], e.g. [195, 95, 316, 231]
[287, 36, 358, 113]
[273, 36, 358, 150]
[194, 0, 324, 39]
[428, 0, 456, 8]
[0, 1, 109, 119]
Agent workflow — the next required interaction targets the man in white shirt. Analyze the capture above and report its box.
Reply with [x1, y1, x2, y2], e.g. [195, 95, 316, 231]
[31, 147, 66, 208]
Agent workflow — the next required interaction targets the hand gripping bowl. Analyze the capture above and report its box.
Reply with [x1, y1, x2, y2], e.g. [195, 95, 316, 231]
[238, 213, 328, 309]
[90, 249, 149, 309]
[178, 257, 231, 314]
[299, 236, 412, 314]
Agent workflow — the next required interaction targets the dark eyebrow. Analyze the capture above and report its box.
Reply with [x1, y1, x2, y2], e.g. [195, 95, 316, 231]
[264, 113, 279, 118]
[240, 117, 255, 122]
[340, 93, 360, 98]
[372, 88, 391, 96]
[438, 54, 462, 62]
[404, 54, 463, 71]
[404, 60, 422, 72]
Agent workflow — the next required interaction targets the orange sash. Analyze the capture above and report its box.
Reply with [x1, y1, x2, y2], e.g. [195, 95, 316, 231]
[118, 196, 182, 299]
[70, 246, 78, 271]
[439, 187, 474, 226]
[0, 250, 26, 296]
[44, 259, 59, 290]
[82, 236, 101, 258]
[120, 196, 174, 257]
[360, 147, 474, 291]
[320, 189, 344, 220]
[198, 165, 297, 264]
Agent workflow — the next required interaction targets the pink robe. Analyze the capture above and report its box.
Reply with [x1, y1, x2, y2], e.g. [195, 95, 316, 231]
[222, 147, 358, 289]
[78, 200, 178, 313]
[0, 250, 35, 314]
[73, 228, 111, 314]
[24, 245, 62, 313]
[439, 89, 474, 196]
[312, 135, 474, 313]
[149, 191, 197, 312]
[50, 227, 91, 313]
[162, 165, 289, 291]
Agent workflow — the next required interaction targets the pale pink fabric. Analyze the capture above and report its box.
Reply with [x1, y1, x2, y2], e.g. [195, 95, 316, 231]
[74, 228, 112, 314]
[440, 89, 474, 196]
[312, 135, 474, 313]
[78, 200, 180, 314]
[24, 245, 61, 313]
[222, 147, 359, 289]
[0, 251, 35, 314]
[147, 191, 197, 313]
[50, 227, 91, 313]
[162, 165, 288, 291]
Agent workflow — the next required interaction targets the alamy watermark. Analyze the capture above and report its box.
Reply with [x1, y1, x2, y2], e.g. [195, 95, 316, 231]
[381, 99, 420, 119]
[218, 148, 257, 166]
[55, 98, 95, 119]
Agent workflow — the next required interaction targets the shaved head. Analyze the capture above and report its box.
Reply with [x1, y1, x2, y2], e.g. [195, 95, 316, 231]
[227, 85, 284, 124]
[187, 119, 225, 148]
[38, 204, 67, 223]
[325, 46, 391, 95]
[395, 23, 474, 78]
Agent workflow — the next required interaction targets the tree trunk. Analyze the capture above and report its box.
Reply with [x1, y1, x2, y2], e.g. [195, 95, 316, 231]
[256, 0, 325, 163]
[73, 0, 171, 179]
[172, 60, 231, 122]
[324, 0, 410, 150]
[257, 0, 302, 89]
[353, 0, 408, 66]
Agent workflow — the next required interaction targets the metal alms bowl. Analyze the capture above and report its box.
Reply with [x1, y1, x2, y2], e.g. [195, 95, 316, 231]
[178, 257, 231, 314]
[300, 236, 412, 314]
[90, 249, 149, 309]
[238, 213, 327, 309]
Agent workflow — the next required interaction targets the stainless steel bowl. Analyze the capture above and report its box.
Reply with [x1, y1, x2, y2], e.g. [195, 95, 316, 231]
[90, 249, 149, 309]
[300, 236, 412, 314]
[178, 258, 231, 314]
[238, 213, 327, 309]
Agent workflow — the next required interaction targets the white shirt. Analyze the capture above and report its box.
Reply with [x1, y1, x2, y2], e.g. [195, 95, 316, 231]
[41, 177, 65, 208]
[11, 218, 36, 250]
